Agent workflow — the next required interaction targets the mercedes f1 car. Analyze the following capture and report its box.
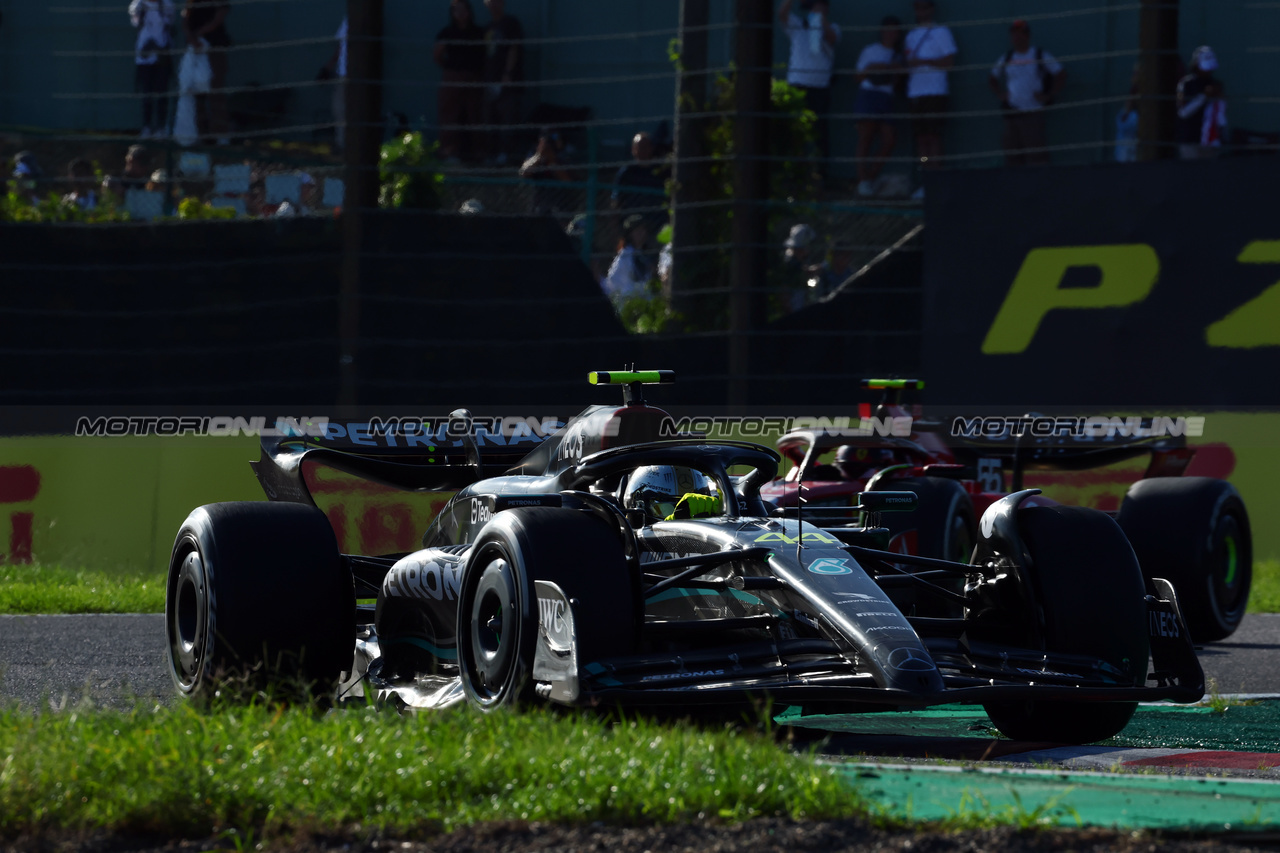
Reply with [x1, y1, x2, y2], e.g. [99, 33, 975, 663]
[761, 379, 1252, 642]
[164, 372, 1204, 743]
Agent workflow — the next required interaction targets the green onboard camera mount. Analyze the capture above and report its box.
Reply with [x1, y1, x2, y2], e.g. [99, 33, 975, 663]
[589, 369, 676, 405]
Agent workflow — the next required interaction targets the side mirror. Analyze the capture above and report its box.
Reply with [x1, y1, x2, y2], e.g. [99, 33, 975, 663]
[856, 491, 918, 513]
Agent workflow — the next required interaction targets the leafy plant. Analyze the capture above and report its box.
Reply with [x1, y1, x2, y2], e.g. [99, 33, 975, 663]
[379, 132, 445, 210]
[1199, 677, 1259, 714]
[176, 196, 237, 220]
[617, 278, 683, 334]
[943, 787, 1082, 830]
[674, 73, 819, 330]
[0, 184, 132, 224]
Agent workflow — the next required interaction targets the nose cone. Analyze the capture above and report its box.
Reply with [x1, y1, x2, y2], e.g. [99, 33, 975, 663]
[872, 641, 945, 694]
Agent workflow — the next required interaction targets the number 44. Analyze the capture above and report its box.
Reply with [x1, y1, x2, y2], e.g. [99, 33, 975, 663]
[982, 242, 1280, 355]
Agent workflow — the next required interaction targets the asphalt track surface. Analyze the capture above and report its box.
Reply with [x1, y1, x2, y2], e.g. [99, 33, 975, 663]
[2, 612, 1280, 710]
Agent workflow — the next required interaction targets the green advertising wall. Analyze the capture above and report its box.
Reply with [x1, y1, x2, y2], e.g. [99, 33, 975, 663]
[0, 436, 264, 573]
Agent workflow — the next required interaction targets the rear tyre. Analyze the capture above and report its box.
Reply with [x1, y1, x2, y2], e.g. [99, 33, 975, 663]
[983, 505, 1148, 744]
[1117, 477, 1252, 642]
[165, 502, 354, 704]
[457, 507, 637, 711]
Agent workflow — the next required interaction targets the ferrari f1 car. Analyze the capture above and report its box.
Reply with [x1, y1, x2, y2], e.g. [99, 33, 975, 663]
[761, 379, 1252, 642]
[164, 372, 1204, 743]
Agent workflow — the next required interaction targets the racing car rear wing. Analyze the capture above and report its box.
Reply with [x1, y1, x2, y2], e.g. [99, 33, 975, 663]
[250, 435, 518, 507]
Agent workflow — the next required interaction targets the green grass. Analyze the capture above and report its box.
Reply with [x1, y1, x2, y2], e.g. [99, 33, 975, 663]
[1247, 559, 1280, 614]
[0, 703, 858, 840]
[0, 564, 163, 614]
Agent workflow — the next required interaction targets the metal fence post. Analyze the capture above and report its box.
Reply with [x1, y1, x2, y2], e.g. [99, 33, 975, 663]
[583, 123, 598, 268]
[729, 0, 772, 407]
[339, 0, 384, 406]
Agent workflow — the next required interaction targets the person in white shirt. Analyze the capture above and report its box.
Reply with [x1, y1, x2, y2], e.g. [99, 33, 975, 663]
[603, 215, 655, 303]
[903, 0, 957, 192]
[853, 16, 905, 195]
[128, 0, 175, 138]
[778, 0, 841, 176]
[988, 19, 1066, 166]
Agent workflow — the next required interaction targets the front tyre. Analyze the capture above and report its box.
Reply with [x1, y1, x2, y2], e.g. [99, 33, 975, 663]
[165, 502, 354, 703]
[983, 505, 1148, 744]
[457, 507, 637, 711]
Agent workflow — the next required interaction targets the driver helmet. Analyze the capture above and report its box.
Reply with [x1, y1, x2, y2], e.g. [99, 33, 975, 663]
[623, 465, 715, 522]
[835, 444, 893, 480]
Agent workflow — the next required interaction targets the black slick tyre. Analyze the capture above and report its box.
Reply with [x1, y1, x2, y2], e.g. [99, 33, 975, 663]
[983, 505, 1149, 744]
[457, 507, 636, 711]
[1116, 477, 1251, 642]
[165, 502, 354, 703]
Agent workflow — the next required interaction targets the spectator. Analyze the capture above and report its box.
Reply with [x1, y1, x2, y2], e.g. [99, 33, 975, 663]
[482, 0, 524, 165]
[808, 240, 856, 301]
[1115, 64, 1140, 162]
[612, 132, 669, 228]
[778, 0, 841, 177]
[1177, 46, 1227, 160]
[904, 0, 957, 198]
[519, 128, 572, 216]
[129, 0, 175, 139]
[603, 215, 654, 302]
[988, 19, 1064, 166]
[322, 16, 348, 152]
[102, 145, 152, 199]
[854, 16, 905, 196]
[275, 174, 318, 217]
[63, 159, 99, 211]
[182, 0, 231, 145]
[434, 0, 486, 163]
[782, 223, 821, 312]
[11, 151, 43, 203]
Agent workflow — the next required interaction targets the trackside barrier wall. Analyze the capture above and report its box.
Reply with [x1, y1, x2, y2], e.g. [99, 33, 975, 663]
[0, 212, 920, 406]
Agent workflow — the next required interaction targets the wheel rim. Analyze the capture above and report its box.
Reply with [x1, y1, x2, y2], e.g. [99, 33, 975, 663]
[464, 554, 520, 706]
[1210, 515, 1249, 621]
[167, 545, 207, 692]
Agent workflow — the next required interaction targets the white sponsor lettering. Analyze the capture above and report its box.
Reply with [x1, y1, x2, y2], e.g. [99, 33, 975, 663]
[470, 499, 493, 525]
[539, 596, 567, 635]
[1150, 610, 1180, 638]
[557, 430, 585, 462]
[640, 669, 726, 683]
[393, 557, 464, 603]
